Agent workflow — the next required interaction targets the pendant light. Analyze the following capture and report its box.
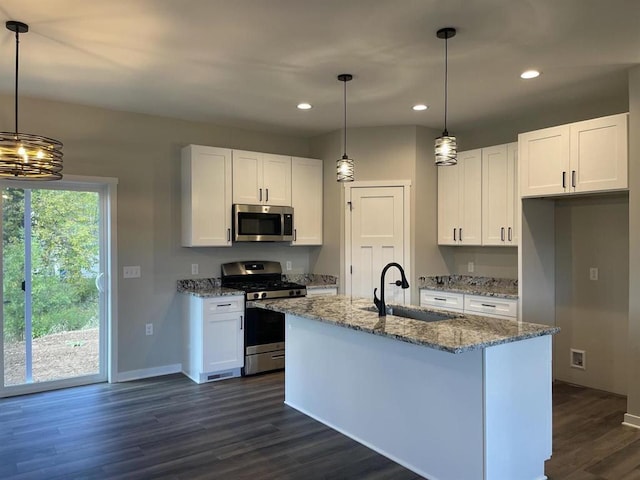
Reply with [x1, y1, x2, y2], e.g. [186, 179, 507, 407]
[0, 21, 63, 180]
[434, 27, 457, 166]
[336, 73, 354, 182]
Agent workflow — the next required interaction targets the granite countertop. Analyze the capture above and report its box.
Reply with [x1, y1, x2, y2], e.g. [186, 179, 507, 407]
[251, 295, 557, 354]
[284, 273, 338, 289]
[418, 275, 518, 299]
[177, 279, 244, 298]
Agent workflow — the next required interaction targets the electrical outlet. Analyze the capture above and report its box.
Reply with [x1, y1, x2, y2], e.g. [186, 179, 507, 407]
[589, 267, 598, 281]
[145, 323, 153, 336]
[191, 263, 199, 275]
[123, 266, 141, 278]
[286, 261, 292, 271]
[467, 261, 475, 273]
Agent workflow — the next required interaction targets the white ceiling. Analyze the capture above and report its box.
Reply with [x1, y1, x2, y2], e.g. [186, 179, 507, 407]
[0, 0, 639, 137]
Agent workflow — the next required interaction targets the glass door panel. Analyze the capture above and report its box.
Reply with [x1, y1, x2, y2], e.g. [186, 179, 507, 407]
[2, 185, 105, 391]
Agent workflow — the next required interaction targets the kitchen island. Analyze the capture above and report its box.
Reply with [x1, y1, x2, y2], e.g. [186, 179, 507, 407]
[253, 295, 559, 480]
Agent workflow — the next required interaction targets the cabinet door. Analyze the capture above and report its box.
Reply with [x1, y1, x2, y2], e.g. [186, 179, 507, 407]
[291, 157, 323, 245]
[482, 144, 517, 246]
[202, 311, 244, 372]
[570, 113, 628, 194]
[232, 150, 263, 204]
[507, 142, 519, 246]
[458, 149, 482, 245]
[519, 125, 570, 197]
[437, 163, 459, 245]
[262, 154, 292, 206]
[181, 145, 232, 247]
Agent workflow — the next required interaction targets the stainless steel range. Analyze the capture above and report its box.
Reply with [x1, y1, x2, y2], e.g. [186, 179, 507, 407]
[221, 261, 306, 375]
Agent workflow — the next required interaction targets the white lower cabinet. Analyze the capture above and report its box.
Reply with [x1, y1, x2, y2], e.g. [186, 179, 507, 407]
[306, 287, 338, 297]
[183, 295, 244, 383]
[420, 289, 517, 320]
[419, 289, 464, 312]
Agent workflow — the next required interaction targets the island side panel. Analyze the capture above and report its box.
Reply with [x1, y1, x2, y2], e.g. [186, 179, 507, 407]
[284, 314, 485, 480]
[483, 334, 553, 480]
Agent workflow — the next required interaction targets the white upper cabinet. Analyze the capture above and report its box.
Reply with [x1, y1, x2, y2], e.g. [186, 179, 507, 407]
[519, 113, 628, 197]
[438, 149, 482, 245]
[482, 143, 518, 246]
[291, 157, 323, 245]
[181, 145, 232, 247]
[232, 150, 292, 206]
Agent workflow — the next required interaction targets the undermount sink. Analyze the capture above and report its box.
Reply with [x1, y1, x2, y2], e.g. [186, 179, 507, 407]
[360, 304, 454, 323]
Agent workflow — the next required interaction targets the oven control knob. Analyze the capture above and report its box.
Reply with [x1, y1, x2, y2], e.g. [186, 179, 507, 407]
[289, 290, 294, 296]
[261, 292, 267, 299]
[253, 293, 260, 299]
[296, 290, 301, 296]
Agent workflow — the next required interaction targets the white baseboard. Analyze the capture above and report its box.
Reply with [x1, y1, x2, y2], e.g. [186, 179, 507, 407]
[116, 363, 182, 382]
[623, 413, 640, 429]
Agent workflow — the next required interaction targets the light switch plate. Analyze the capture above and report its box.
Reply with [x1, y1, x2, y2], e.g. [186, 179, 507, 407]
[191, 263, 199, 275]
[589, 267, 598, 281]
[467, 261, 475, 273]
[123, 266, 141, 278]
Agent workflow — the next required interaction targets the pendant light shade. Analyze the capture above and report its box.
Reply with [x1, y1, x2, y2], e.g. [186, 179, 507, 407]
[337, 73, 354, 182]
[435, 27, 457, 166]
[0, 21, 63, 180]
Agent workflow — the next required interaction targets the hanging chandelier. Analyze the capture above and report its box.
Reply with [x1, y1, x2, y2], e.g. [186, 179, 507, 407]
[0, 21, 63, 180]
[434, 27, 457, 166]
[336, 73, 354, 182]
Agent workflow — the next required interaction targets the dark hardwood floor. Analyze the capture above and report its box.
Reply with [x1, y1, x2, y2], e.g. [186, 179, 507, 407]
[1, 374, 640, 479]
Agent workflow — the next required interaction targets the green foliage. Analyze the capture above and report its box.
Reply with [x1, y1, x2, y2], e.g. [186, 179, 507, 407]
[3, 188, 100, 342]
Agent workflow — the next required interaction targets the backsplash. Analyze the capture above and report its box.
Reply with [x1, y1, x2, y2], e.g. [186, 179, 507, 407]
[283, 274, 338, 287]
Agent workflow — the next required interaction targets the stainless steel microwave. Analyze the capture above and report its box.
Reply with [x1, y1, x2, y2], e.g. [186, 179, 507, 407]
[233, 204, 294, 242]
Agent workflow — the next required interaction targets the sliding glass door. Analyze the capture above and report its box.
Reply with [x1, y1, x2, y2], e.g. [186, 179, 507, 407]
[1, 178, 113, 396]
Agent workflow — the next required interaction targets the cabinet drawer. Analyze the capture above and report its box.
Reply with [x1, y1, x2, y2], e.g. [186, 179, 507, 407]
[464, 295, 517, 319]
[419, 289, 464, 312]
[306, 287, 338, 297]
[203, 295, 244, 314]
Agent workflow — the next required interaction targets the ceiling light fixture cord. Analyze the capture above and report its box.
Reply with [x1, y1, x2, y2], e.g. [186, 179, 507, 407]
[13, 26, 20, 135]
[443, 33, 448, 135]
[343, 78, 347, 157]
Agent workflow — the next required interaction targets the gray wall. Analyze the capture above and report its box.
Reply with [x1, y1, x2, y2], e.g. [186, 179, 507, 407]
[310, 125, 448, 303]
[555, 195, 629, 395]
[0, 94, 314, 375]
[627, 66, 640, 416]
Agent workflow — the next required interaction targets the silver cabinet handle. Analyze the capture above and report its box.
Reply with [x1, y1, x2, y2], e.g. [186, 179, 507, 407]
[562, 171, 566, 189]
[508, 227, 512, 242]
[481, 303, 496, 308]
[227, 228, 231, 242]
[240, 315, 243, 330]
[217, 303, 232, 307]
[572, 170, 576, 188]
[501, 227, 505, 241]
[271, 354, 285, 360]
[259, 188, 262, 202]
[294, 229, 297, 241]
[266, 188, 269, 202]
[434, 297, 447, 302]
[459, 228, 462, 242]
[453, 228, 456, 241]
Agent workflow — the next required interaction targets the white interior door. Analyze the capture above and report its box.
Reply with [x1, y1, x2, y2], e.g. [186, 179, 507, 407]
[347, 185, 407, 305]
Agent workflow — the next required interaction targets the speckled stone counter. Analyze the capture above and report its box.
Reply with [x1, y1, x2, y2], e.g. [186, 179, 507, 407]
[418, 275, 518, 299]
[284, 273, 338, 290]
[177, 278, 244, 298]
[251, 295, 557, 354]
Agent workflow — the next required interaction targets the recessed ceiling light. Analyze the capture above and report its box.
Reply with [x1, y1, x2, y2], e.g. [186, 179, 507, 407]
[297, 103, 312, 110]
[520, 70, 540, 79]
[412, 104, 428, 111]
